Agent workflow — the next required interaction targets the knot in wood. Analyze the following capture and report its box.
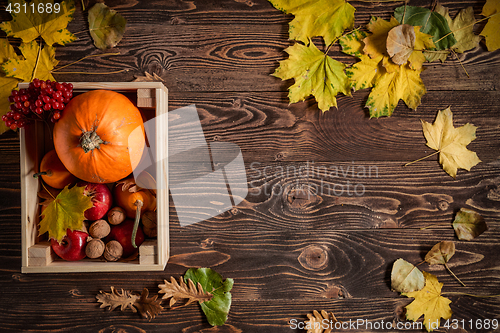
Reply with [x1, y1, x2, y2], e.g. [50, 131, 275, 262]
[298, 245, 329, 271]
[286, 184, 319, 211]
[438, 200, 450, 211]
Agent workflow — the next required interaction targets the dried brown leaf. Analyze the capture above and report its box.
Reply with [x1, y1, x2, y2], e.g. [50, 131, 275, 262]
[305, 310, 339, 333]
[134, 288, 163, 320]
[158, 276, 212, 307]
[387, 24, 415, 65]
[425, 241, 455, 265]
[133, 72, 165, 82]
[96, 286, 139, 312]
[453, 208, 488, 240]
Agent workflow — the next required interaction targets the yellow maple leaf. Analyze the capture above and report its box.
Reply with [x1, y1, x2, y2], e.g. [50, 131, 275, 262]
[420, 107, 481, 178]
[273, 41, 350, 111]
[0, 39, 22, 134]
[268, 0, 355, 46]
[347, 55, 426, 118]
[39, 184, 94, 242]
[0, 0, 76, 46]
[2, 41, 59, 82]
[403, 272, 453, 332]
[480, 0, 500, 51]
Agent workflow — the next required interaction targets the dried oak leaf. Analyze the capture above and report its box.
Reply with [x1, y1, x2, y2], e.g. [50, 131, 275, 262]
[158, 276, 212, 307]
[391, 258, 425, 293]
[96, 286, 140, 313]
[453, 208, 487, 240]
[421, 107, 481, 178]
[304, 310, 339, 333]
[267, 0, 355, 46]
[0, 0, 76, 46]
[134, 288, 163, 320]
[403, 272, 452, 332]
[272, 40, 350, 111]
[0, 38, 22, 134]
[133, 72, 165, 82]
[480, 0, 500, 51]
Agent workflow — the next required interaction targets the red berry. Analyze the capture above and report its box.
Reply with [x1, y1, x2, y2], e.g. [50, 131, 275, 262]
[52, 112, 61, 120]
[10, 123, 17, 130]
[55, 83, 63, 91]
[13, 96, 20, 103]
[11, 90, 18, 96]
[35, 100, 43, 107]
[14, 102, 22, 109]
[5, 119, 13, 127]
[53, 101, 60, 110]
[1, 115, 7, 122]
[17, 119, 26, 127]
[13, 113, 21, 120]
[43, 104, 51, 111]
[35, 107, 43, 114]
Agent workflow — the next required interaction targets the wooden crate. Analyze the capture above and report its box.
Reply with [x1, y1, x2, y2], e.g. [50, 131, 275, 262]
[20, 82, 169, 273]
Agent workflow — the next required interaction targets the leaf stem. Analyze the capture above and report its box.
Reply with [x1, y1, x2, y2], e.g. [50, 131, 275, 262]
[51, 52, 121, 72]
[40, 180, 56, 200]
[442, 292, 500, 298]
[451, 49, 469, 78]
[51, 69, 130, 75]
[444, 262, 466, 287]
[31, 37, 42, 82]
[403, 150, 439, 167]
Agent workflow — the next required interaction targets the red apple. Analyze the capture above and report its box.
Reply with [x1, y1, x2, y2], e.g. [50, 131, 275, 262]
[51, 229, 89, 261]
[106, 219, 145, 258]
[78, 181, 113, 221]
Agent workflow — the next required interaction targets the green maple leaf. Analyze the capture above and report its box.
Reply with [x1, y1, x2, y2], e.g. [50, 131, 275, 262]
[273, 41, 350, 111]
[268, 0, 355, 46]
[0, 0, 76, 46]
[184, 268, 234, 326]
[2, 41, 59, 82]
[38, 184, 94, 242]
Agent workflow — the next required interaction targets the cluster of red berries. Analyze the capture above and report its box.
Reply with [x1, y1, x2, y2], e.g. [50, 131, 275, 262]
[2, 78, 73, 130]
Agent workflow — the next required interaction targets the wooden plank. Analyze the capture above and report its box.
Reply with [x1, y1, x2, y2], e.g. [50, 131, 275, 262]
[167, 161, 500, 231]
[163, 90, 500, 163]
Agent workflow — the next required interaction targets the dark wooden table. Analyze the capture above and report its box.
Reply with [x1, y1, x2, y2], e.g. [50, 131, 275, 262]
[1, 0, 499, 332]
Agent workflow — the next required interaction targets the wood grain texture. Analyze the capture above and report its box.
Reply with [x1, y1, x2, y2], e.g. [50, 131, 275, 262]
[0, 0, 499, 331]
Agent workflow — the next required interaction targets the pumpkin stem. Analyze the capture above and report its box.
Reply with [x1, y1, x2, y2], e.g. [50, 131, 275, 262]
[33, 170, 52, 178]
[132, 200, 144, 248]
[80, 130, 104, 153]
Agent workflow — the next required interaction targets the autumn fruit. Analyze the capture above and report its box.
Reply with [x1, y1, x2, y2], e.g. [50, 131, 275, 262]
[78, 181, 113, 221]
[107, 219, 145, 258]
[114, 178, 156, 248]
[51, 229, 89, 261]
[53, 90, 146, 184]
[33, 149, 77, 189]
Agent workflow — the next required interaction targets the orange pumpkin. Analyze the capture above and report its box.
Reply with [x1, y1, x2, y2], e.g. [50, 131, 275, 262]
[34, 149, 77, 189]
[53, 90, 145, 183]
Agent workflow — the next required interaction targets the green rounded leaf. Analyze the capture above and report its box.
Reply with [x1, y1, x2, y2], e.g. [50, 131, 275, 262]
[88, 3, 127, 50]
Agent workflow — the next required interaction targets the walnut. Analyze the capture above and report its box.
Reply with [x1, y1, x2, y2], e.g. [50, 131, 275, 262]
[141, 210, 157, 237]
[89, 219, 111, 239]
[86, 239, 105, 259]
[104, 240, 123, 261]
[107, 207, 126, 225]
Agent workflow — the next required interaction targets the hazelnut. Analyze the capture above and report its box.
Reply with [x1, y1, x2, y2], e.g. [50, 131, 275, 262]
[104, 240, 123, 261]
[86, 239, 105, 259]
[141, 211, 157, 237]
[107, 207, 126, 225]
[89, 219, 111, 239]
